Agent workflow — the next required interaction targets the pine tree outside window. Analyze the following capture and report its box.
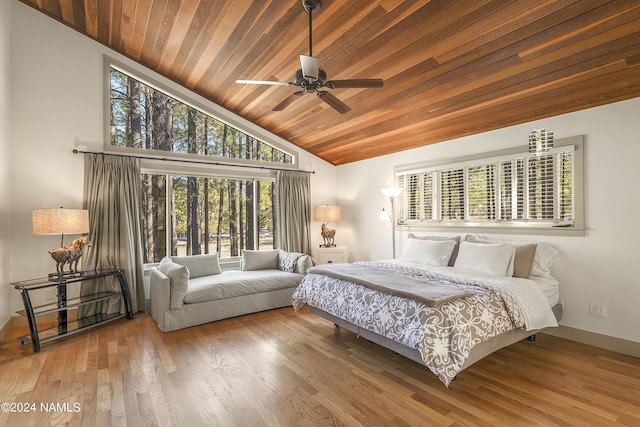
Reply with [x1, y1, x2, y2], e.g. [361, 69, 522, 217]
[107, 60, 295, 263]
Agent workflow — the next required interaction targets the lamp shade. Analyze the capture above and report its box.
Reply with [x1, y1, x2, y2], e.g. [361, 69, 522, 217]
[32, 208, 89, 235]
[314, 205, 341, 223]
[381, 187, 403, 198]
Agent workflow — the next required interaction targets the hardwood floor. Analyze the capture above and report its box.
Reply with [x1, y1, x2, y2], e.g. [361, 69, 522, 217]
[1, 306, 639, 426]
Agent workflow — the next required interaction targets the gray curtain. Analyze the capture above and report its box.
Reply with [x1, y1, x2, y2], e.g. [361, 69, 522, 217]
[80, 153, 145, 315]
[275, 170, 312, 254]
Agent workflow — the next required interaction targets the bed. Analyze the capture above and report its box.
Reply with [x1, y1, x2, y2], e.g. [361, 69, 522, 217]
[292, 235, 562, 386]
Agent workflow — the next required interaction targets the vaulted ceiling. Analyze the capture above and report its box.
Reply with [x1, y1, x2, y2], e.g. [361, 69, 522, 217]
[19, 0, 640, 165]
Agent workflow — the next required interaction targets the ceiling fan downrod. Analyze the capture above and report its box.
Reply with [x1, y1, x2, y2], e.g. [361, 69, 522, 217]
[302, 0, 320, 57]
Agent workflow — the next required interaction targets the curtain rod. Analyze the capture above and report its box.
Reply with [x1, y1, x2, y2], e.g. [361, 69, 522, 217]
[72, 149, 315, 174]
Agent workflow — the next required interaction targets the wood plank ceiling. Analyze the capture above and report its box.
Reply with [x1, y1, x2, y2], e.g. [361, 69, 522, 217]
[19, 0, 640, 165]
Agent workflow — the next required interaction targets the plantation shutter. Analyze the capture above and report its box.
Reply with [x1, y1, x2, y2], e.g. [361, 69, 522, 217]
[440, 168, 464, 221]
[393, 142, 576, 227]
[467, 164, 496, 221]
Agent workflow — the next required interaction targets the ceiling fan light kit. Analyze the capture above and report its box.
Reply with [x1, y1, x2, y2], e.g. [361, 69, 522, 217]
[236, 0, 384, 114]
[299, 55, 319, 80]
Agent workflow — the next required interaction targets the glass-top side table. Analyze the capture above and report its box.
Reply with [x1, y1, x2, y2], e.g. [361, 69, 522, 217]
[12, 269, 135, 352]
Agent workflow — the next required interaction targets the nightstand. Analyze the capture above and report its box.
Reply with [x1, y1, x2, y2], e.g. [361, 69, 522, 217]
[312, 245, 348, 264]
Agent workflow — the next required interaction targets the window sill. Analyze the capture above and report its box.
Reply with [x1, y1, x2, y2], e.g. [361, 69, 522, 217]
[397, 223, 586, 237]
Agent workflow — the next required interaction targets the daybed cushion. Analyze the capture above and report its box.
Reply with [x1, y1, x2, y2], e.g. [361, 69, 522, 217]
[241, 249, 279, 271]
[184, 270, 303, 304]
[172, 253, 222, 278]
[158, 257, 190, 309]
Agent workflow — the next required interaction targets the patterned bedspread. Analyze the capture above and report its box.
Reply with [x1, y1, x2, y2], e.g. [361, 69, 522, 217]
[292, 260, 557, 386]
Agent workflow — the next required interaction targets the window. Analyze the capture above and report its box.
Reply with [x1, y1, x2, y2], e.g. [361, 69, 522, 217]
[141, 172, 275, 263]
[395, 136, 584, 233]
[106, 59, 295, 262]
[108, 62, 294, 165]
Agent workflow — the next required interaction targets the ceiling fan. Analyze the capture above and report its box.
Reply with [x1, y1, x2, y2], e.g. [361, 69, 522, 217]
[235, 0, 384, 114]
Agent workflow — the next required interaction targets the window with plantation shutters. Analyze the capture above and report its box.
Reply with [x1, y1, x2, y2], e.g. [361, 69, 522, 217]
[528, 154, 555, 220]
[394, 136, 583, 232]
[422, 172, 434, 220]
[397, 171, 434, 222]
[441, 168, 464, 220]
[467, 164, 496, 221]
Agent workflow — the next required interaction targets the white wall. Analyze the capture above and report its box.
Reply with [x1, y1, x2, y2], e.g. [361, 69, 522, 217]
[0, 0, 12, 337]
[4, 2, 336, 320]
[337, 97, 640, 345]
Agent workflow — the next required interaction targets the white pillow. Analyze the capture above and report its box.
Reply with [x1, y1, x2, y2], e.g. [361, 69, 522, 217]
[241, 249, 279, 271]
[466, 234, 558, 278]
[454, 241, 515, 276]
[400, 238, 457, 266]
[172, 253, 221, 278]
[531, 242, 559, 278]
[158, 257, 190, 309]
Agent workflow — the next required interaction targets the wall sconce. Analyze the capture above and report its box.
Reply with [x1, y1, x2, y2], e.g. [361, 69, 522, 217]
[529, 128, 553, 156]
[314, 205, 341, 247]
[380, 187, 403, 258]
[33, 208, 91, 275]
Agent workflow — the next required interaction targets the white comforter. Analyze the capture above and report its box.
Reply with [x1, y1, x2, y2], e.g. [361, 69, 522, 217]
[292, 260, 558, 385]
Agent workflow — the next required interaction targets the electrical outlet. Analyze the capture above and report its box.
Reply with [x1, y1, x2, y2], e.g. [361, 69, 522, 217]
[589, 303, 607, 318]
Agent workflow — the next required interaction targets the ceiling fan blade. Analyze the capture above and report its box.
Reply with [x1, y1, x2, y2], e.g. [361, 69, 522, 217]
[326, 79, 384, 89]
[317, 91, 351, 114]
[299, 55, 319, 80]
[273, 91, 305, 111]
[236, 79, 294, 86]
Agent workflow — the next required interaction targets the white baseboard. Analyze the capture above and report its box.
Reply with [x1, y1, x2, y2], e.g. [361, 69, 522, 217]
[543, 325, 640, 358]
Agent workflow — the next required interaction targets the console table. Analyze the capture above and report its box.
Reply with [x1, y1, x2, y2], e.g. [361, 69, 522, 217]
[12, 269, 135, 352]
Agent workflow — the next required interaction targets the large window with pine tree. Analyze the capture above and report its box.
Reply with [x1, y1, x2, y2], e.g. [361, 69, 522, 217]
[108, 63, 295, 262]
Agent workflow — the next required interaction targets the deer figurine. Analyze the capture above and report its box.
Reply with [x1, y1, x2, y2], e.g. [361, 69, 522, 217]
[49, 236, 91, 274]
[320, 223, 336, 247]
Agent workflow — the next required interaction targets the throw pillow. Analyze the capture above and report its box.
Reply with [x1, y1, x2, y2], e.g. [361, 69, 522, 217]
[278, 249, 304, 272]
[172, 253, 221, 278]
[296, 255, 314, 274]
[241, 249, 279, 271]
[158, 257, 190, 309]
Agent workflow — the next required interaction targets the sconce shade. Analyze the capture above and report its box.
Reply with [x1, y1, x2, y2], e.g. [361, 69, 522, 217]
[380, 187, 403, 198]
[32, 208, 89, 235]
[314, 205, 341, 223]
